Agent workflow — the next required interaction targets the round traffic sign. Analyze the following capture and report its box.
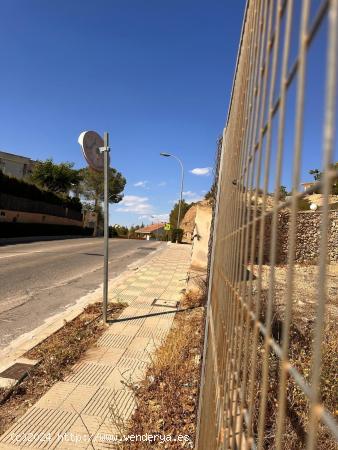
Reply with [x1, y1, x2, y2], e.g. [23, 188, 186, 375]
[78, 131, 104, 171]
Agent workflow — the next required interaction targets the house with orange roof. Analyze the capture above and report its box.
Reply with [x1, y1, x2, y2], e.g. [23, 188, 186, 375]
[136, 222, 166, 240]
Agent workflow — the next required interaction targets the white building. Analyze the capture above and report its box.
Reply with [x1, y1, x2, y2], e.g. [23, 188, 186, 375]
[0, 150, 36, 179]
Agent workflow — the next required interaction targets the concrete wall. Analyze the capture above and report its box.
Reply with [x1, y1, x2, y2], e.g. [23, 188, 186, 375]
[0, 209, 83, 227]
[190, 202, 212, 270]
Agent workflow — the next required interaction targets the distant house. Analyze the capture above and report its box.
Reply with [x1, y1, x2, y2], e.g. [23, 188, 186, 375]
[0, 150, 36, 179]
[136, 223, 166, 240]
[301, 181, 315, 192]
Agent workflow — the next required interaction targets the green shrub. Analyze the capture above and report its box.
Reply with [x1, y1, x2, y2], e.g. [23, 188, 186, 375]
[171, 228, 183, 243]
[0, 170, 82, 211]
[109, 226, 119, 238]
[298, 197, 311, 210]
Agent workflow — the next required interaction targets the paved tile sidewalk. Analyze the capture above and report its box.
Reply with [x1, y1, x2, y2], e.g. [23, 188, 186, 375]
[0, 244, 191, 450]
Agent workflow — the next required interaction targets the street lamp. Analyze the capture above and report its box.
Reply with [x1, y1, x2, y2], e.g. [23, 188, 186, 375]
[160, 152, 184, 232]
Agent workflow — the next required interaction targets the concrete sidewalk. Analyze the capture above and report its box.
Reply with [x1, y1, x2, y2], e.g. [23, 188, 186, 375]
[0, 244, 191, 450]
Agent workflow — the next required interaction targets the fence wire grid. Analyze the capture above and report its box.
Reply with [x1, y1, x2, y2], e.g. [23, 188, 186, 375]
[196, 0, 338, 449]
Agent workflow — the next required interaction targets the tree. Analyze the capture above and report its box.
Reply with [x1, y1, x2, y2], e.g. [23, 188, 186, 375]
[116, 225, 128, 236]
[169, 199, 191, 228]
[79, 167, 126, 207]
[309, 169, 321, 181]
[129, 225, 136, 238]
[0, 168, 82, 211]
[279, 185, 288, 200]
[79, 167, 126, 235]
[29, 159, 81, 194]
[109, 226, 119, 238]
[205, 183, 217, 204]
[309, 163, 338, 194]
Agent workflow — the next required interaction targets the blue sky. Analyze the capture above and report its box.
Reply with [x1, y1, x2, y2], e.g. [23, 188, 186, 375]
[0, 0, 245, 226]
[0, 1, 336, 226]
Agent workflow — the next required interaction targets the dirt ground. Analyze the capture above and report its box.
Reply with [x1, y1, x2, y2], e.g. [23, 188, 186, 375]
[252, 263, 338, 328]
[248, 263, 337, 449]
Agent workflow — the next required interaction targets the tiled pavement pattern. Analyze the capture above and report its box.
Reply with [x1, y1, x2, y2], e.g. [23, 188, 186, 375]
[0, 244, 191, 450]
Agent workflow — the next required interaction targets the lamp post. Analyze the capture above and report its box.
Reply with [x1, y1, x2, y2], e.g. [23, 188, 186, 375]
[160, 153, 184, 236]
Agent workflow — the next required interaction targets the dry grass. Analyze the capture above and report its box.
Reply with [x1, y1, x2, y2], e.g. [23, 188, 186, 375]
[0, 301, 125, 436]
[246, 268, 338, 450]
[258, 264, 338, 327]
[119, 290, 206, 449]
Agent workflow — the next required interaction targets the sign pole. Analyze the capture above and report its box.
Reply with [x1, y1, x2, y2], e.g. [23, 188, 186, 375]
[78, 130, 110, 323]
[102, 132, 110, 323]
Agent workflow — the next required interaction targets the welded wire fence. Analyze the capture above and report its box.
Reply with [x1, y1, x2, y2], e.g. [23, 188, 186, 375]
[196, 0, 338, 449]
[206, 136, 223, 282]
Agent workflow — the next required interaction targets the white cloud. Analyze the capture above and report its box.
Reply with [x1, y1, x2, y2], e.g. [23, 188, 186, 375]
[137, 213, 169, 224]
[170, 191, 203, 204]
[116, 195, 153, 214]
[190, 167, 212, 176]
[133, 180, 148, 188]
[151, 213, 169, 222]
[158, 181, 167, 187]
[183, 190, 197, 198]
[138, 213, 169, 221]
[182, 190, 203, 203]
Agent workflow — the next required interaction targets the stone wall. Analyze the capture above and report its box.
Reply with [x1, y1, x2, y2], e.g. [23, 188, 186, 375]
[328, 212, 338, 262]
[258, 210, 338, 264]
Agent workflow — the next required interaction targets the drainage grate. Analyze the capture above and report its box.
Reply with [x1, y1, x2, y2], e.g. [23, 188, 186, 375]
[137, 247, 158, 251]
[152, 298, 179, 308]
[0, 363, 33, 380]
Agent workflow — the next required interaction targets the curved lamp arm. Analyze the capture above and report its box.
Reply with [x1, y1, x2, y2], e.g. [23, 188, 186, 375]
[160, 152, 184, 230]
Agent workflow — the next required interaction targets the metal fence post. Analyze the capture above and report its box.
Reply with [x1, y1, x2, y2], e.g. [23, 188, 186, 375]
[103, 132, 110, 323]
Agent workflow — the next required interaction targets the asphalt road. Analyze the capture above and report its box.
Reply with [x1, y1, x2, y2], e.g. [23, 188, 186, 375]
[0, 238, 164, 350]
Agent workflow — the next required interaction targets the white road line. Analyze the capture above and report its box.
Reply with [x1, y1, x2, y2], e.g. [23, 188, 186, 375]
[0, 240, 103, 259]
[0, 253, 30, 259]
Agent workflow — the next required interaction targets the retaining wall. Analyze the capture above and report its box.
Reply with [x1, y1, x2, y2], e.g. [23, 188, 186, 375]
[256, 210, 338, 264]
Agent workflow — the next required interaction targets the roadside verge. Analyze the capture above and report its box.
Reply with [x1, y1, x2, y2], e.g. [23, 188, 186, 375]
[0, 302, 126, 436]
